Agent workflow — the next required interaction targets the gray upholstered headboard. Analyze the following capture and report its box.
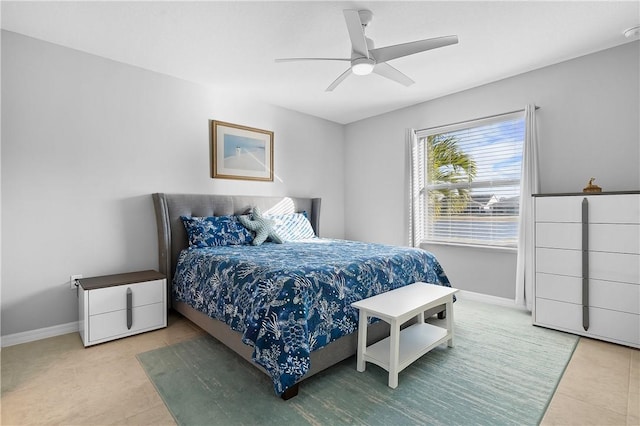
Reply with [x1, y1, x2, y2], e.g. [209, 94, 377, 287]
[152, 193, 321, 295]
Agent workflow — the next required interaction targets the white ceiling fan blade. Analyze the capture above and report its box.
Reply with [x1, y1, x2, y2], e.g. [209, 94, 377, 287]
[343, 9, 369, 58]
[275, 58, 350, 63]
[325, 68, 352, 92]
[370, 35, 458, 63]
[373, 62, 415, 87]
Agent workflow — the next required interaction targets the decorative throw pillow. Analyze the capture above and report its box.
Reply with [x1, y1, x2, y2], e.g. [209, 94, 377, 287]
[266, 212, 316, 241]
[180, 215, 253, 247]
[237, 207, 283, 246]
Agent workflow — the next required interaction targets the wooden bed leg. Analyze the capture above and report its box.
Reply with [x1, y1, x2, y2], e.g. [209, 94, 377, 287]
[437, 310, 446, 320]
[281, 383, 300, 400]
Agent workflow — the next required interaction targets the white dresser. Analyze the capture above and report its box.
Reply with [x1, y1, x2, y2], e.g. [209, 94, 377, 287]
[78, 270, 167, 346]
[533, 192, 640, 348]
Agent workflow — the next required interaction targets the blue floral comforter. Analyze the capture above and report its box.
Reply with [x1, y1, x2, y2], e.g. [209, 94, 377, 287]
[172, 238, 451, 395]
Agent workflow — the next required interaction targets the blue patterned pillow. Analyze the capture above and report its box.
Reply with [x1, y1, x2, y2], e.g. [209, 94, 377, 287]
[266, 212, 316, 241]
[180, 215, 253, 247]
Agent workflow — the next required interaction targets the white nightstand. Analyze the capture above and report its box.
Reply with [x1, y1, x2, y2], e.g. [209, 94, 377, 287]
[78, 270, 167, 347]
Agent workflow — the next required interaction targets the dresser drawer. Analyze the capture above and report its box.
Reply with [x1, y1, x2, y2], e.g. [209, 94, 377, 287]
[89, 302, 165, 343]
[536, 194, 640, 224]
[88, 279, 164, 315]
[536, 248, 640, 284]
[536, 273, 639, 314]
[535, 298, 639, 347]
[536, 223, 640, 254]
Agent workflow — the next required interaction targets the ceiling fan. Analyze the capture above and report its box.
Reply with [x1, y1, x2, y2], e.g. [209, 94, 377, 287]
[275, 9, 459, 91]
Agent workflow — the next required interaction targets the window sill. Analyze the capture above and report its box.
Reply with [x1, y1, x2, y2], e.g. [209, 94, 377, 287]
[420, 240, 518, 253]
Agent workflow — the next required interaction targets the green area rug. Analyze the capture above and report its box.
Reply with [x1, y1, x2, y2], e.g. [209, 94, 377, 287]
[137, 299, 578, 425]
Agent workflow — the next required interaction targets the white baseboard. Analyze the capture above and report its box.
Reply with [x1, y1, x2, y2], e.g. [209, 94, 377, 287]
[2, 321, 79, 348]
[456, 289, 528, 310]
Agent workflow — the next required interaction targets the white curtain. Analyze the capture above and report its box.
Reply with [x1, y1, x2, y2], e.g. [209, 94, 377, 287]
[515, 104, 540, 310]
[406, 129, 422, 247]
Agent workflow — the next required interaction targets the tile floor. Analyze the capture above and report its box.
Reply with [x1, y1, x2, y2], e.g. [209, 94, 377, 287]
[1, 312, 638, 425]
[541, 337, 639, 426]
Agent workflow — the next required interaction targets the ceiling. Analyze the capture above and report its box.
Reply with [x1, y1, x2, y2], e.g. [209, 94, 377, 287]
[2, 1, 638, 124]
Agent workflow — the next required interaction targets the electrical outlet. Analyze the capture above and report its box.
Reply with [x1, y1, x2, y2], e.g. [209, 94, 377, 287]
[70, 274, 82, 290]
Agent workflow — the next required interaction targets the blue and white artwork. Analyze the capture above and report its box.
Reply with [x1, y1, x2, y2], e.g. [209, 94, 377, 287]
[223, 134, 266, 172]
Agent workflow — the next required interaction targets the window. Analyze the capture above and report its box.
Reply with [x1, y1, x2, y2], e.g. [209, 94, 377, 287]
[414, 112, 525, 248]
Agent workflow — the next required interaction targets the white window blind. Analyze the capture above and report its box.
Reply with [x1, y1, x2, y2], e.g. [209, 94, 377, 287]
[416, 112, 525, 247]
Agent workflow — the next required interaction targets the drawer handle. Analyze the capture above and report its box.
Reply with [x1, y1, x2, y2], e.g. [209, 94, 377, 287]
[582, 198, 589, 331]
[126, 288, 132, 330]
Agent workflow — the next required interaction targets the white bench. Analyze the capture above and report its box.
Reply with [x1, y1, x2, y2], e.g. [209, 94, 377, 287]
[351, 282, 458, 388]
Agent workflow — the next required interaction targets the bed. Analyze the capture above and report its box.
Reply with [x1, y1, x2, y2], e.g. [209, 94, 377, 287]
[152, 193, 451, 399]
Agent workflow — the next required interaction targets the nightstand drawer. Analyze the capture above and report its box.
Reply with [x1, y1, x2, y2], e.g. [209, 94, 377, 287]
[88, 279, 164, 315]
[89, 302, 165, 343]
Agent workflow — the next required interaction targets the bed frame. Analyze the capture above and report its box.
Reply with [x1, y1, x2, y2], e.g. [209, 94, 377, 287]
[152, 192, 395, 399]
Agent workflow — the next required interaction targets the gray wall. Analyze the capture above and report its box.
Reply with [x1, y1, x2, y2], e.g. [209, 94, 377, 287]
[1, 31, 345, 336]
[2, 30, 638, 338]
[344, 41, 640, 300]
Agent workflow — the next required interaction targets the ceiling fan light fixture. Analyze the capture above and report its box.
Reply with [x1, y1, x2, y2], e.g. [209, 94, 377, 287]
[351, 58, 375, 75]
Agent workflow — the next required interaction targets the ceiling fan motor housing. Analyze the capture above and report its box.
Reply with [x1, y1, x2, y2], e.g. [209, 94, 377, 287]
[358, 9, 373, 26]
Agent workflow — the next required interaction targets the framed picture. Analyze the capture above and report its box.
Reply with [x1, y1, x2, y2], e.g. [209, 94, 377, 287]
[210, 120, 274, 181]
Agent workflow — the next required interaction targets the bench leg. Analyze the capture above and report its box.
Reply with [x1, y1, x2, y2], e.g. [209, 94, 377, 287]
[388, 319, 400, 388]
[356, 309, 367, 372]
[446, 297, 454, 348]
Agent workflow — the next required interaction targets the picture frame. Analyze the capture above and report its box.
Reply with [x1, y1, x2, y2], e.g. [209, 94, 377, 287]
[210, 120, 274, 181]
